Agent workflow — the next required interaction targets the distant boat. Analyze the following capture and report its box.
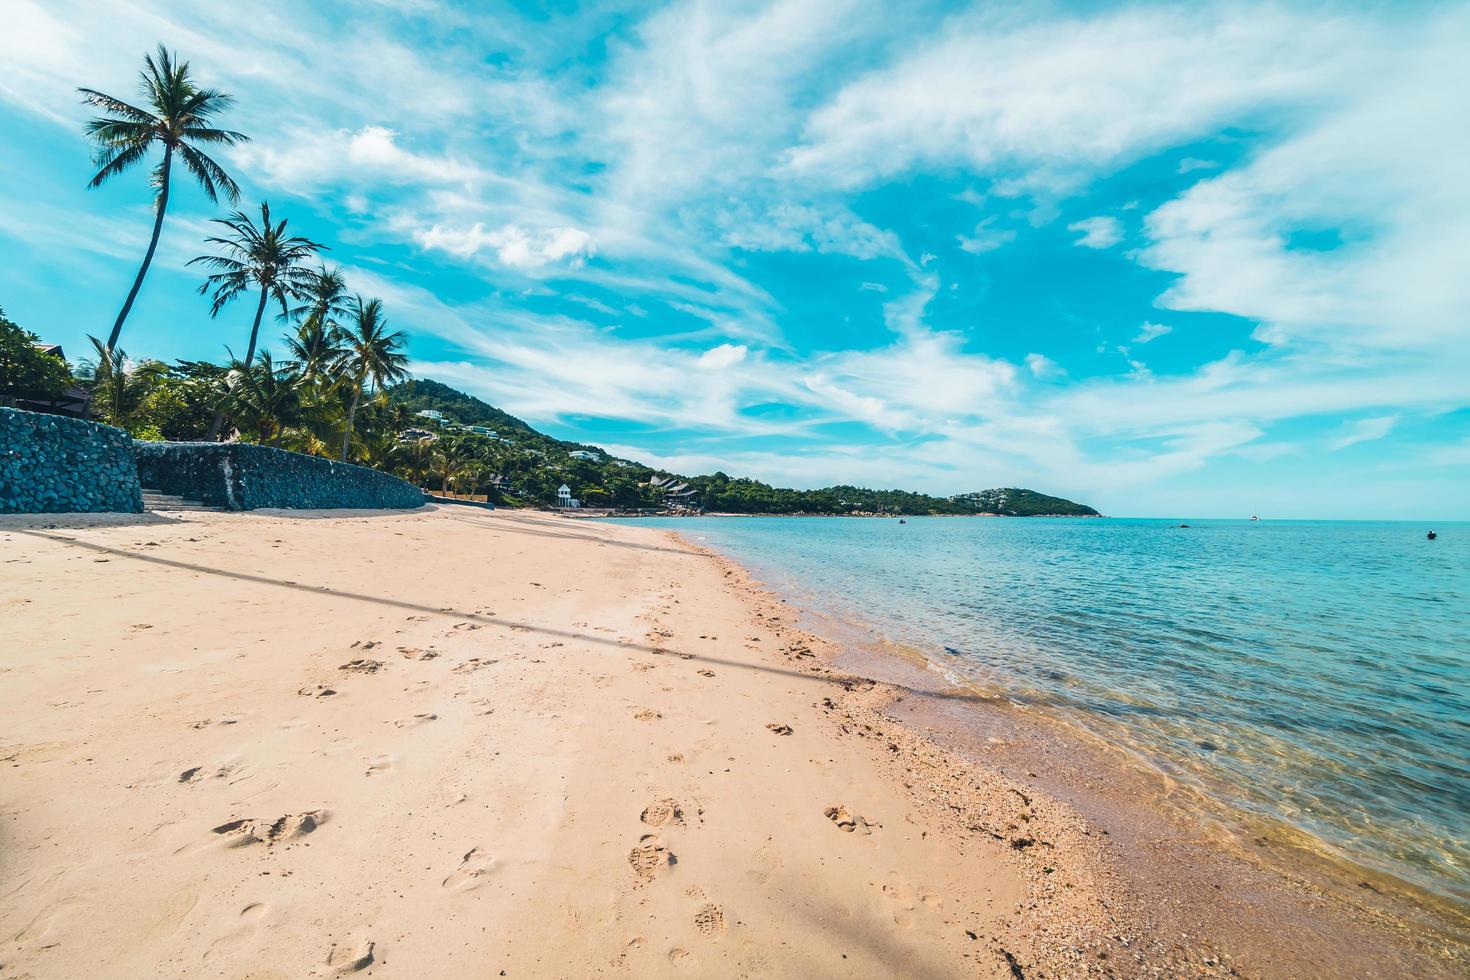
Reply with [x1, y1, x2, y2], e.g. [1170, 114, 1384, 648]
[898, 519, 907, 524]
[1427, 530, 1438, 540]
[1250, 515, 1260, 521]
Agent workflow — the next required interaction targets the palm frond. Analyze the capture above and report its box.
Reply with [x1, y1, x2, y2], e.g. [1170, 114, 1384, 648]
[77, 88, 158, 124]
[177, 143, 241, 203]
[87, 140, 153, 188]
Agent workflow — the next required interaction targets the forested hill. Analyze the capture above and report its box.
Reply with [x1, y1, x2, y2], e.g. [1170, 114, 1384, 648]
[387, 379, 1100, 516]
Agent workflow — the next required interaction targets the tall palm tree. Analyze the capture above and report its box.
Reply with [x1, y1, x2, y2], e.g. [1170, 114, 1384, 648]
[226, 351, 301, 447]
[336, 296, 409, 461]
[284, 265, 352, 380]
[191, 202, 325, 370]
[80, 46, 248, 351]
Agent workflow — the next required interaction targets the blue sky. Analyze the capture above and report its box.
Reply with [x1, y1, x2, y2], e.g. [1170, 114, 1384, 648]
[2, 1, 1467, 518]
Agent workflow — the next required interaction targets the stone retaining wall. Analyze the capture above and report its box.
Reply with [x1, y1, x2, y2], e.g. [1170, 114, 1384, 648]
[0, 407, 143, 513]
[133, 441, 424, 511]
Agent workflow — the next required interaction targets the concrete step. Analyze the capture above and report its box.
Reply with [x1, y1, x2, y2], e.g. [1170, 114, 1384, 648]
[140, 488, 225, 512]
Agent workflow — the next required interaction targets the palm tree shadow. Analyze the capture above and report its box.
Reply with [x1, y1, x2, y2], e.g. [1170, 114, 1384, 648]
[456, 514, 698, 556]
[0, 512, 183, 531]
[14, 530, 830, 688]
[13, 529, 994, 706]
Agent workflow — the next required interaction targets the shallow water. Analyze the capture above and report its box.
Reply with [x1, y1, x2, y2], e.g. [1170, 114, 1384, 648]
[620, 516, 1470, 901]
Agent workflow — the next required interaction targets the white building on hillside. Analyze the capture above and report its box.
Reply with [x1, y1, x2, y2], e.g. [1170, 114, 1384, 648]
[569, 450, 602, 461]
[557, 484, 579, 508]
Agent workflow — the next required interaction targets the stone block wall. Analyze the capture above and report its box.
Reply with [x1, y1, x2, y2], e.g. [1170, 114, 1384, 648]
[133, 441, 424, 511]
[0, 407, 143, 513]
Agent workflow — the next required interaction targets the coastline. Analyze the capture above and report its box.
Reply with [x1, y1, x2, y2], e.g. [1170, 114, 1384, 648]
[1, 506, 1462, 977]
[660, 527, 1470, 977]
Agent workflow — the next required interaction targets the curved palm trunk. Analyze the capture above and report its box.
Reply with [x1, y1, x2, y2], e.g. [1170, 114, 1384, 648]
[107, 144, 172, 351]
[207, 285, 270, 440]
[242, 285, 270, 369]
[340, 382, 363, 461]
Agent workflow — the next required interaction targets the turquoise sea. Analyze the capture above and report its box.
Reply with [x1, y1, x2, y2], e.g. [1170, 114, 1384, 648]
[622, 516, 1469, 901]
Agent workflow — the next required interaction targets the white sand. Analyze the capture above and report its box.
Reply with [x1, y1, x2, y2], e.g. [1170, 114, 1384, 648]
[1, 506, 1062, 978]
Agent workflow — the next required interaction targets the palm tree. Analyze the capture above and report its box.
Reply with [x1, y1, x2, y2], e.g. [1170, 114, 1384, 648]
[80, 337, 131, 427]
[336, 296, 409, 461]
[432, 438, 477, 495]
[391, 437, 436, 487]
[191, 202, 325, 370]
[284, 265, 352, 380]
[226, 351, 301, 447]
[80, 46, 248, 351]
[286, 316, 348, 384]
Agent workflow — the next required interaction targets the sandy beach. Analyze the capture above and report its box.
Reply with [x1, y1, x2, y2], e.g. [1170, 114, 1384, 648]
[1, 505, 1464, 978]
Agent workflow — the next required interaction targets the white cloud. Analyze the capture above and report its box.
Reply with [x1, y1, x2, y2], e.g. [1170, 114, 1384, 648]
[698, 343, 748, 370]
[1134, 322, 1172, 344]
[1138, 9, 1470, 355]
[1068, 216, 1123, 249]
[1331, 414, 1399, 450]
[718, 202, 908, 263]
[415, 223, 594, 270]
[957, 217, 1016, 254]
[238, 126, 483, 190]
[786, 5, 1355, 192]
[1025, 353, 1059, 378]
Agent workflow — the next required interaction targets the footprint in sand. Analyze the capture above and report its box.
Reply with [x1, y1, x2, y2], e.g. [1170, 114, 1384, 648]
[824, 805, 879, 835]
[191, 715, 243, 728]
[365, 755, 394, 777]
[640, 798, 685, 827]
[212, 810, 328, 848]
[633, 708, 662, 721]
[881, 878, 943, 929]
[628, 835, 672, 881]
[693, 904, 726, 937]
[394, 713, 438, 727]
[442, 847, 497, 891]
[326, 939, 376, 974]
[180, 763, 244, 784]
[338, 658, 384, 674]
[349, 640, 380, 650]
[453, 658, 497, 674]
[632, 662, 656, 673]
[297, 684, 337, 698]
[398, 646, 439, 660]
[697, 669, 715, 678]
[766, 723, 793, 736]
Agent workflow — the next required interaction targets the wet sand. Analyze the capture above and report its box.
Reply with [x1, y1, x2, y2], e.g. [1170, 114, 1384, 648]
[1, 505, 1463, 977]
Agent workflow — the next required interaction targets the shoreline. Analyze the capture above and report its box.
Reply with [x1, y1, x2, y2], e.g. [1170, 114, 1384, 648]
[659, 526, 1470, 976]
[1, 506, 1463, 977]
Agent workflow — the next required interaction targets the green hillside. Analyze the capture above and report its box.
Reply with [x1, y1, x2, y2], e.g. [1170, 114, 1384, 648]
[388, 380, 1100, 516]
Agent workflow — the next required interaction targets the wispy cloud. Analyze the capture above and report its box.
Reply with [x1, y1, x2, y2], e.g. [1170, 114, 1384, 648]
[1331, 414, 1400, 450]
[1133, 321, 1172, 344]
[1068, 216, 1123, 249]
